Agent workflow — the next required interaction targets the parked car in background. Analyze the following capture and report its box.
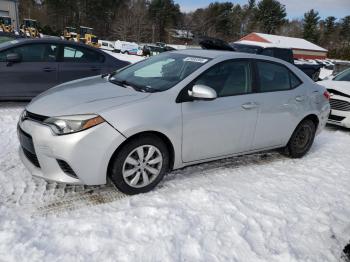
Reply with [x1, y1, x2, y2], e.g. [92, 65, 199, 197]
[114, 40, 139, 55]
[198, 38, 322, 81]
[318, 68, 350, 128]
[231, 43, 322, 81]
[0, 38, 130, 100]
[142, 44, 175, 57]
[98, 40, 115, 52]
[18, 50, 330, 195]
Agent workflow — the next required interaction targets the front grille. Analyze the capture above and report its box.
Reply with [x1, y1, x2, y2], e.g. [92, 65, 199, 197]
[57, 160, 78, 179]
[330, 99, 350, 111]
[22, 146, 40, 168]
[329, 114, 346, 122]
[18, 126, 41, 168]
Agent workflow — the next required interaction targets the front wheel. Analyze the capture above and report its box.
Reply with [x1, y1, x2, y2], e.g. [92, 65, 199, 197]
[284, 119, 316, 158]
[109, 135, 169, 195]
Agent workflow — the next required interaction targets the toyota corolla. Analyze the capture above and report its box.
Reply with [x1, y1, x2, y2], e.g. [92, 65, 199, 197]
[18, 50, 331, 194]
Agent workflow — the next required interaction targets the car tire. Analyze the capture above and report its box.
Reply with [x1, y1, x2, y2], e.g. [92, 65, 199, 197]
[109, 135, 169, 195]
[284, 119, 316, 158]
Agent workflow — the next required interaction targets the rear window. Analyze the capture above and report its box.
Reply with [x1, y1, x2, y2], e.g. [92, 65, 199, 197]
[63, 45, 104, 63]
[257, 61, 302, 92]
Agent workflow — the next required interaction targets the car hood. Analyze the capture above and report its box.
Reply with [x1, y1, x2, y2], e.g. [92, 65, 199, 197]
[318, 80, 350, 96]
[27, 76, 150, 116]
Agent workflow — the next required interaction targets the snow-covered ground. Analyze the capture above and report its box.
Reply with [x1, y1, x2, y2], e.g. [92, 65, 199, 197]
[1, 54, 350, 261]
[1, 105, 350, 261]
[103, 50, 145, 63]
[320, 68, 333, 80]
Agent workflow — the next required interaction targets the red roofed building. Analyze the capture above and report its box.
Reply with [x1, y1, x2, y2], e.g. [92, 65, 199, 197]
[236, 32, 328, 60]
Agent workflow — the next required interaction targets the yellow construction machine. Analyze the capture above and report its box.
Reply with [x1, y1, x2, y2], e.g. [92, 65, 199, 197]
[0, 16, 13, 33]
[63, 26, 78, 41]
[20, 19, 40, 38]
[78, 26, 100, 48]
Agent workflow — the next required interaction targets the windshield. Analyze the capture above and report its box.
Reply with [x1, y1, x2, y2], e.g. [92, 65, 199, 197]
[24, 20, 37, 28]
[0, 36, 14, 44]
[334, 68, 350, 82]
[0, 39, 18, 49]
[109, 53, 210, 92]
[0, 17, 11, 26]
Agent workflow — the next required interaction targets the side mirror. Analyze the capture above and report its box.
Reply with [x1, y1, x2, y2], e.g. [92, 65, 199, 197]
[6, 53, 22, 65]
[188, 84, 217, 100]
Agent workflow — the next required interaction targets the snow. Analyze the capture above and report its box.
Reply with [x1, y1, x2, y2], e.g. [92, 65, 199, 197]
[1, 102, 350, 261]
[0, 54, 350, 261]
[320, 68, 334, 80]
[103, 50, 144, 63]
[237, 33, 327, 52]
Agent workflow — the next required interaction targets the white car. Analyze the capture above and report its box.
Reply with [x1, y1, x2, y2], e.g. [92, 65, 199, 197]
[319, 68, 350, 128]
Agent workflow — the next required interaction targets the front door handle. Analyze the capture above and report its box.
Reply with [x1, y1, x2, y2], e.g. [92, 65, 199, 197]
[295, 96, 305, 102]
[241, 102, 259, 110]
[43, 67, 56, 72]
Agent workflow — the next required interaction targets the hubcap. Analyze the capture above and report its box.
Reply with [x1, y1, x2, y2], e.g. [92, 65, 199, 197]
[122, 145, 163, 188]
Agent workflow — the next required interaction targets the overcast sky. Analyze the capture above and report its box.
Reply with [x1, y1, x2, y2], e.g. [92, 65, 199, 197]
[175, 0, 350, 19]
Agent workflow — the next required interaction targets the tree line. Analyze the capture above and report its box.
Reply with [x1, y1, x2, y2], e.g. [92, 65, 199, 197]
[19, 0, 350, 59]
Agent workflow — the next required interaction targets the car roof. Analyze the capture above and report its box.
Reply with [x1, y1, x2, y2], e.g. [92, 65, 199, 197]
[0, 37, 103, 52]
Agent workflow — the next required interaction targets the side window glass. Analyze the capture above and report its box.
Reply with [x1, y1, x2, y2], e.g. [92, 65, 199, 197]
[290, 72, 302, 88]
[257, 61, 291, 92]
[193, 60, 252, 97]
[0, 44, 58, 62]
[63, 46, 104, 63]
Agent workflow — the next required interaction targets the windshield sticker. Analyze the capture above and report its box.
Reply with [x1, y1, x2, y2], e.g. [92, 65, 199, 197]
[184, 57, 208, 63]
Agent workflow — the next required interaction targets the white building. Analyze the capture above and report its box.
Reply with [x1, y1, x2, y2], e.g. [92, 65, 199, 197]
[0, 0, 19, 30]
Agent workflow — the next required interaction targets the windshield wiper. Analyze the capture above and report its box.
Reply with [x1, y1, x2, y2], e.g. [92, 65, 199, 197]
[109, 78, 140, 91]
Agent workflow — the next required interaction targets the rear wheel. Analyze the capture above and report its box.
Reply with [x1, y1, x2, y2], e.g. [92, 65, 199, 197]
[284, 119, 316, 158]
[109, 135, 169, 195]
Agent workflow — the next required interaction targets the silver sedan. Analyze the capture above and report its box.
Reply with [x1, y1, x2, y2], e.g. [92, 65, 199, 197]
[18, 50, 331, 194]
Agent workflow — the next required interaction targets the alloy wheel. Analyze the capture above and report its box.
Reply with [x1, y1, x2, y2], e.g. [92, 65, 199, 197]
[122, 145, 163, 188]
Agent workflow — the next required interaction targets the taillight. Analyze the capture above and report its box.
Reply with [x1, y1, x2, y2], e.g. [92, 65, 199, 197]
[323, 91, 331, 100]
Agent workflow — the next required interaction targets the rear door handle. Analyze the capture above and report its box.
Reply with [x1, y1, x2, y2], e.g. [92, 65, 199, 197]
[43, 67, 56, 72]
[241, 102, 259, 110]
[295, 96, 305, 102]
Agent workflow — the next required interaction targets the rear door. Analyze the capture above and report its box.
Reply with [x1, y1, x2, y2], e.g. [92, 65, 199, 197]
[0, 43, 59, 99]
[251, 60, 305, 150]
[58, 44, 105, 84]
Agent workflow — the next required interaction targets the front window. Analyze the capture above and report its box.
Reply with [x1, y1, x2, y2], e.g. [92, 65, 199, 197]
[0, 44, 58, 62]
[109, 53, 210, 92]
[333, 68, 350, 82]
[24, 20, 37, 28]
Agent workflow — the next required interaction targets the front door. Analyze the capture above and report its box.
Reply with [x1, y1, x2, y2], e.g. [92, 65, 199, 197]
[0, 43, 59, 99]
[181, 59, 259, 162]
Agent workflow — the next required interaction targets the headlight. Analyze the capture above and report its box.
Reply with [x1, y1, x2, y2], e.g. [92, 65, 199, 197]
[44, 115, 105, 135]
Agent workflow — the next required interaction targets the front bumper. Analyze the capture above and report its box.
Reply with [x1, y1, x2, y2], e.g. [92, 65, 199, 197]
[18, 119, 126, 185]
[328, 110, 350, 128]
[327, 96, 350, 129]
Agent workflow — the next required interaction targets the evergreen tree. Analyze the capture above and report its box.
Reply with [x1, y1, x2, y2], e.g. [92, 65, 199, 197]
[340, 16, 350, 43]
[148, 0, 181, 42]
[303, 9, 320, 44]
[256, 0, 286, 34]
